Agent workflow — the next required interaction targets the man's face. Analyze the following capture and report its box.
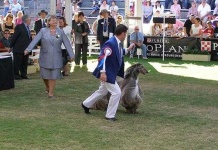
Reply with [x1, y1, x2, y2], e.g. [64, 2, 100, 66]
[134, 27, 139, 33]
[13, 0, 17, 4]
[3, 31, 10, 39]
[26, 17, 31, 26]
[120, 32, 127, 41]
[40, 13, 46, 19]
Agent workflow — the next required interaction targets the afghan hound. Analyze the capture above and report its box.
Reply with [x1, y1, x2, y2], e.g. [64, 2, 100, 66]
[91, 63, 148, 113]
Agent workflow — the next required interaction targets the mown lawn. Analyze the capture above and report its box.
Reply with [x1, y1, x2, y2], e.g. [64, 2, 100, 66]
[0, 57, 218, 150]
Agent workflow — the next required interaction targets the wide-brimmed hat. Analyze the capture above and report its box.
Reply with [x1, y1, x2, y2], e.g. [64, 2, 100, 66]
[100, 9, 110, 15]
[38, 10, 48, 16]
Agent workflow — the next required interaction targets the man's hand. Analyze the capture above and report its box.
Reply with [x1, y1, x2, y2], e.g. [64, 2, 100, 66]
[97, 40, 100, 44]
[128, 43, 135, 51]
[100, 72, 107, 82]
[82, 32, 87, 36]
[24, 50, 29, 55]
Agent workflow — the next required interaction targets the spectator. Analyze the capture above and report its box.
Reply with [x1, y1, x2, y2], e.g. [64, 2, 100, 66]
[59, 16, 72, 76]
[72, 12, 79, 31]
[116, 15, 124, 26]
[0, 29, 11, 49]
[10, 0, 21, 16]
[92, 15, 103, 35]
[15, 10, 23, 25]
[24, 15, 74, 98]
[73, 0, 83, 7]
[10, 15, 32, 80]
[184, 14, 196, 37]
[182, 0, 191, 9]
[165, 0, 173, 8]
[74, 12, 90, 66]
[175, 27, 184, 37]
[190, 17, 203, 37]
[213, 21, 218, 37]
[60, 0, 65, 16]
[165, 23, 176, 36]
[170, 0, 181, 19]
[34, 10, 48, 34]
[72, 1, 80, 15]
[130, 26, 147, 59]
[213, 3, 218, 15]
[152, 23, 163, 36]
[202, 21, 214, 38]
[2, 13, 15, 34]
[3, 0, 10, 17]
[97, 9, 116, 48]
[142, 1, 153, 23]
[153, 1, 164, 15]
[197, 0, 211, 28]
[187, 2, 198, 18]
[89, 0, 101, 17]
[110, 1, 119, 18]
[99, 0, 110, 12]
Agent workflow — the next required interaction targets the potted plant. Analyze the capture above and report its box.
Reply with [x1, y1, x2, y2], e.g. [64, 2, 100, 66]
[182, 48, 211, 61]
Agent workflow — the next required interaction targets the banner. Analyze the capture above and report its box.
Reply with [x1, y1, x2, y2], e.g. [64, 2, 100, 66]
[143, 36, 218, 59]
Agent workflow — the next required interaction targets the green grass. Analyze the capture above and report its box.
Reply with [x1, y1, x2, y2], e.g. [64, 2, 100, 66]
[0, 57, 218, 150]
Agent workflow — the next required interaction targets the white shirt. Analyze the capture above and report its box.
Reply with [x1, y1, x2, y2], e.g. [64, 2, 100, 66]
[153, 5, 164, 14]
[197, 3, 211, 17]
[100, 4, 110, 12]
[10, 3, 21, 12]
[61, 25, 72, 49]
[191, 24, 202, 35]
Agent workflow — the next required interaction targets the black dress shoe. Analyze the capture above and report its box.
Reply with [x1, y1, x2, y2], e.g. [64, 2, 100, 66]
[21, 76, 29, 79]
[105, 117, 117, 121]
[81, 103, 90, 114]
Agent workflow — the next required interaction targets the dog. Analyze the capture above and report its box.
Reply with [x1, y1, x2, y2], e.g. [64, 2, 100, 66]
[120, 63, 148, 113]
[91, 63, 148, 113]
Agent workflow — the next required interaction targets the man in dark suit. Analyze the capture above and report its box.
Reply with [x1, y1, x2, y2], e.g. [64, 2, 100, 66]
[97, 9, 116, 48]
[82, 24, 135, 121]
[10, 15, 32, 80]
[34, 10, 48, 34]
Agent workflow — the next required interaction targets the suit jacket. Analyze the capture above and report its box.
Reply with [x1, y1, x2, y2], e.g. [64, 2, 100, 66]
[74, 21, 90, 44]
[34, 19, 47, 34]
[97, 17, 116, 42]
[93, 36, 125, 84]
[26, 27, 75, 69]
[10, 23, 31, 53]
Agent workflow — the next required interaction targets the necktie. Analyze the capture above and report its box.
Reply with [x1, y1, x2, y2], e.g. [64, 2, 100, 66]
[103, 19, 107, 32]
[42, 19, 46, 27]
[135, 32, 138, 43]
[27, 25, 30, 37]
[119, 42, 123, 62]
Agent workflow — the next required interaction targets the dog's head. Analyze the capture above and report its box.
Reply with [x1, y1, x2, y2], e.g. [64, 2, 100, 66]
[125, 63, 148, 79]
[136, 63, 148, 75]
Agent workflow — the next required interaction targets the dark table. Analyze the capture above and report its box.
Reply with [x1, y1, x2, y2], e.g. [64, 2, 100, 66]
[0, 56, 14, 91]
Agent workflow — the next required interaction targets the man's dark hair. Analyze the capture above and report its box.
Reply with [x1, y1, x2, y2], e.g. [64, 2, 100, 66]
[115, 24, 128, 36]
[78, 12, 85, 17]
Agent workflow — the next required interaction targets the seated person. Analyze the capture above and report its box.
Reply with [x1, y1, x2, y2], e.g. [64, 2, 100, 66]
[116, 15, 124, 26]
[175, 27, 184, 37]
[165, 23, 176, 37]
[190, 17, 202, 37]
[130, 26, 147, 59]
[0, 29, 11, 50]
[202, 21, 214, 38]
[214, 21, 218, 37]
[89, 0, 101, 16]
[152, 23, 162, 36]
